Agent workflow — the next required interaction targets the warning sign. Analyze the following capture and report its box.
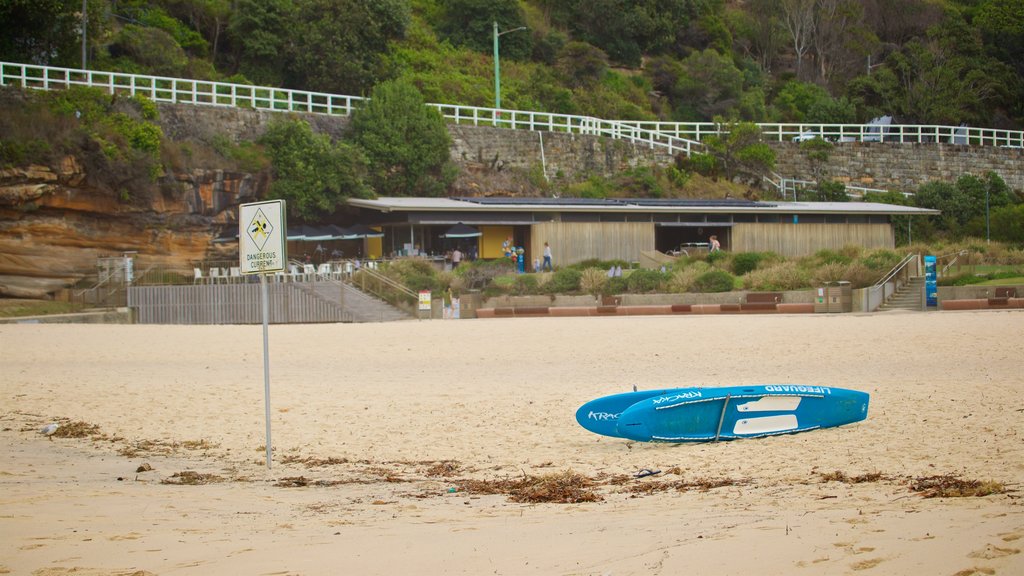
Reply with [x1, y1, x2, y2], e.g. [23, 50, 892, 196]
[239, 200, 287, 274]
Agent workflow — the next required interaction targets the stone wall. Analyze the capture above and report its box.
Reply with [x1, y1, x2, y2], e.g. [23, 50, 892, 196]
[156, 103, 1024, 194]
[770, 142, 1024, 192]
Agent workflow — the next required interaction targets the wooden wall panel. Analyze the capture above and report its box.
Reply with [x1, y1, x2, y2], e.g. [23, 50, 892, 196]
[731, 223, 894, 257]
[530, 222, 654, 265]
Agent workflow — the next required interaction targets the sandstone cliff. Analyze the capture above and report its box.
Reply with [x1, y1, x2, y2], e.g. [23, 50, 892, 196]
[0, 157, 265, 299]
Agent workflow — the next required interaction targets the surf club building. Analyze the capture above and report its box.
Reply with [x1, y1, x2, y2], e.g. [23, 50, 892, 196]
[345, 197, 938, 265]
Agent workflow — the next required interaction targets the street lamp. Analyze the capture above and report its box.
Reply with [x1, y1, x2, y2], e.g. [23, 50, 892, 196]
[493, 21, 526, 111]
[81, 0, 88, 69]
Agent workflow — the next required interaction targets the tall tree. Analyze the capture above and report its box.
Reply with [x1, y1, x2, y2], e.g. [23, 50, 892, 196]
[288, 0, 410, 95]
[260, 118, 372, 220]
[780, 0, 816, 80]
[0, 0, 105, 66]
[225, 0, 295, 86]
[436, 0, 531, 61]
[350, 79, 456, 197]
[737, 0, 785, 73]
[810, 0, 867, 84]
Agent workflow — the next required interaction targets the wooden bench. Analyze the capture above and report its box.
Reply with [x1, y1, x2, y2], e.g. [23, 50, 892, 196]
[742, 292, 783, 311]
[994, 287, 1017, 298]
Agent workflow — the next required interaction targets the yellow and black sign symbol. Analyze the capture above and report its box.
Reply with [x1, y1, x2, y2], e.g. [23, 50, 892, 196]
[247, 208, 275, 251]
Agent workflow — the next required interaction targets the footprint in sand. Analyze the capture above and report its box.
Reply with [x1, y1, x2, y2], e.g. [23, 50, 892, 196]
[952, 568, 995, 576]
[999, 532, 1021, 543]
[850, 557, 884, 571]
[967, 544, 1020, 560]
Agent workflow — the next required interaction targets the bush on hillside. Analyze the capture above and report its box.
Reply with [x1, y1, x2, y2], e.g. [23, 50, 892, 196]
[601, 276, 629, 296]
[742, 262, 811, 291]
[691, 270, 734, 292]
[626, 268, 669, 292]
[543, 268, 582, 294]
[579, 267, 608, 295]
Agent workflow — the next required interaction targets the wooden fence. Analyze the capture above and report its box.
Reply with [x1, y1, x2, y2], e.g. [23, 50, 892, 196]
[129, 282, 352, 324]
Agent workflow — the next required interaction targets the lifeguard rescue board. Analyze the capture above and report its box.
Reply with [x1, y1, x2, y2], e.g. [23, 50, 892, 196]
[614, 385, 869, 442]
[574, 388, 688, 438]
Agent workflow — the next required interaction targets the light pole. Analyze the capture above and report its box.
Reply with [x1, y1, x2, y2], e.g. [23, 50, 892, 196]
[493, 21, 526, 111]
[81, 0, 88, 69]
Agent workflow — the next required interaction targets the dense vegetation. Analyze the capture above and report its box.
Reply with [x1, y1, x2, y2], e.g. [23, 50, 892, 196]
[372, 241, 1024, 300]
[1, 0, 1021, 240]
[4, 0, 1021, 128]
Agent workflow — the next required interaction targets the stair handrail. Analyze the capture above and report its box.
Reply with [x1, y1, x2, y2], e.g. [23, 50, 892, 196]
[867, 253, 918, 311]
[938, 249, 971, 276]
[349, 265, 418, 302]
[872, 252, 918, 290]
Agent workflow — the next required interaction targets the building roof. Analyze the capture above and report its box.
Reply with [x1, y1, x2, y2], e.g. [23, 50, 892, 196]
[347, 196, 940, 216]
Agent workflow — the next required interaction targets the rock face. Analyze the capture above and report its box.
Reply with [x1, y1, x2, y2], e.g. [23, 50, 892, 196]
[0, 157, 265, 299]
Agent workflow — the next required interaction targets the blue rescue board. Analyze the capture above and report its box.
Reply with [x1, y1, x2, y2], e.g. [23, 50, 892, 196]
[575, 388, 688, 438]
[614, 385, 869, 442]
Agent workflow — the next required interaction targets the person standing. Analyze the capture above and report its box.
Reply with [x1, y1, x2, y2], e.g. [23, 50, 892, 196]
[709, 235, 721, 252]
[542, 242, 553, 271]
[451, 247, 463, 268]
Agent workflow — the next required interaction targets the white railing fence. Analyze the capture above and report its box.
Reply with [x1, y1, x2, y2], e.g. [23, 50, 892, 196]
[3, 61, 1022, 152]
[621, 121, 1024, 148]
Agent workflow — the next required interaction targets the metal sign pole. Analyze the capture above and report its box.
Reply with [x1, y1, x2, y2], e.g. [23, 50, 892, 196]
[261, 272, 272, 469]
[239, 199, 286, 471]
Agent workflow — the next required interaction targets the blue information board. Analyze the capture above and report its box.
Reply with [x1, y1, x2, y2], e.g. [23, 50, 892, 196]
[924, 255, 937, 307]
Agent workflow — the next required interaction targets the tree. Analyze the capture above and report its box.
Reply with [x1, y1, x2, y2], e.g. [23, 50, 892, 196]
[555, 42, 608, 88]
[225, 0, 296, 86]
[350, 79, 456, 197]
[160, 0, 232, 64]
[913, 172, 1014, 237]
[780, 0, 816, 80]
[874, 27, 1010, 125]
[674, 49, 745, 120]
[733, 0, 785, 73]
[288, 0, 410, 95]
[810, 0, 871, 84]
[436, 0, 531, 61]
[703, 119, 776, 181]
[260, 118, 372, 220]
[0, 0, 105, 67]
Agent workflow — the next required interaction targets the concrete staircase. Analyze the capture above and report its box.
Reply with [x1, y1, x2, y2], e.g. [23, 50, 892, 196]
[312, 280, 412, 322]
[878, 276, 926, 311]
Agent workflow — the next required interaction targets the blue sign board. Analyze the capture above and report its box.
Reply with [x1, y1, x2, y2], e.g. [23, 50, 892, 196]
[924, 255, 937, 307]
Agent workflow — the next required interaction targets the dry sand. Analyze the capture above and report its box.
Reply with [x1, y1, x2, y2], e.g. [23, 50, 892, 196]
[1, 310, 1022, 575]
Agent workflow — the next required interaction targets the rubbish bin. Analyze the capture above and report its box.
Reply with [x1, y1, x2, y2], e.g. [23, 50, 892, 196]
[815, 281, 852, 313]
[826, 281, 852, 313]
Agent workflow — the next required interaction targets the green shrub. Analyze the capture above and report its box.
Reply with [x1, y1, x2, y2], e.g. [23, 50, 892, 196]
[731, 252, 768, 276]
[809, 262, 875, 288]
[626, 269, 669, 292]
[544, 268, 582, 293]
[459, 259, 515, 290]
[742, 262, 811, 291]
[691, 270, 735, 292]
[512, 274, 539, 295]
[861, 249, 902, 272]
[813, 249, 853, 266]
[579, 267, 608, 295]
[706, 250, 729, 266]
[601, 276, 629, 295]
[681, 152, 718, 178]
[667, 264, 709, 293]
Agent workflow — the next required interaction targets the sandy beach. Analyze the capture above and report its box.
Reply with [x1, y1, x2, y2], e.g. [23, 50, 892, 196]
[1, 310, 1022, 575]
